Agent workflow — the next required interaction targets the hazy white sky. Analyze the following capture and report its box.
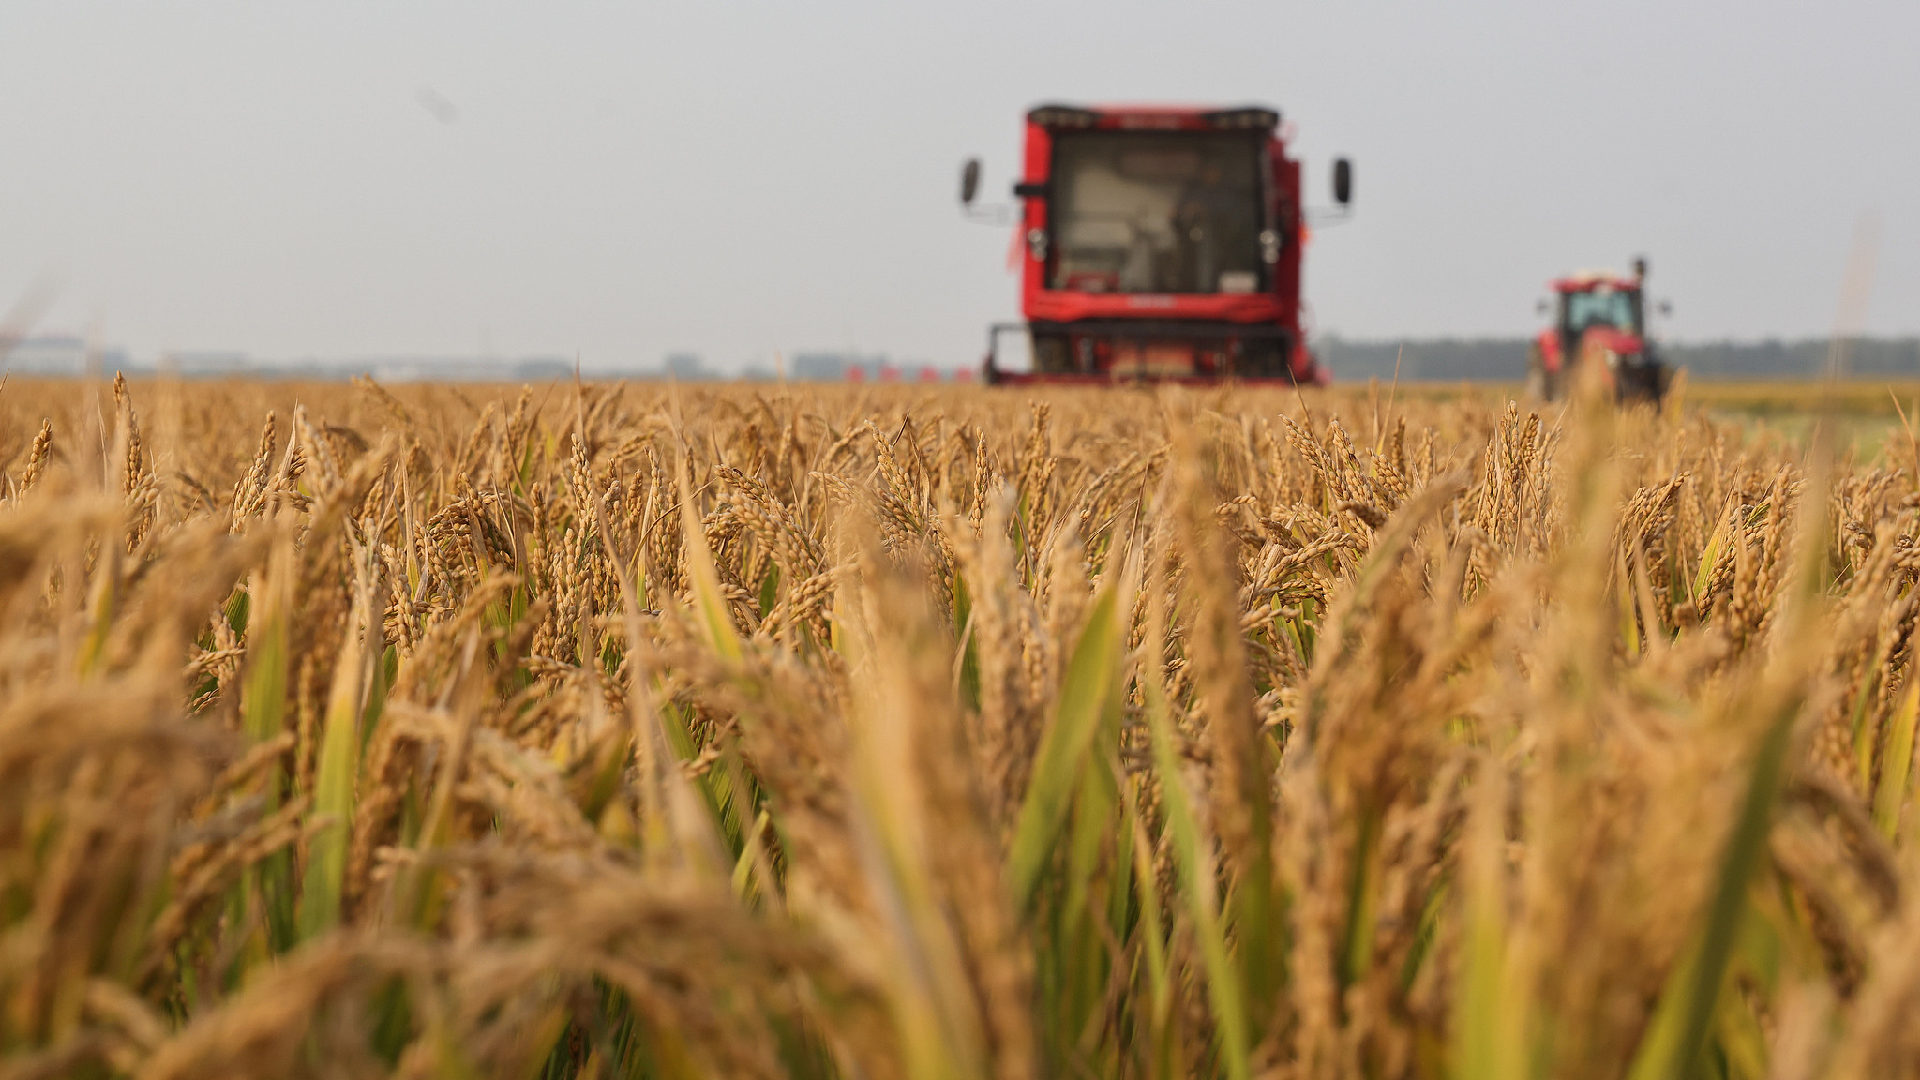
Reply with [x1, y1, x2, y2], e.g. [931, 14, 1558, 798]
[0, 2, 1914, 371]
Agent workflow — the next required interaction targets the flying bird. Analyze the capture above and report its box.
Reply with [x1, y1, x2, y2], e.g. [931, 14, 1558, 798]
[415, 85, 459, 126]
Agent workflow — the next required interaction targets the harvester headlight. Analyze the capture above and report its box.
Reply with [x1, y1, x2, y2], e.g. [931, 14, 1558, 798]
[1260, 229, 1281, 264]
[1026, 228, 1048, 262]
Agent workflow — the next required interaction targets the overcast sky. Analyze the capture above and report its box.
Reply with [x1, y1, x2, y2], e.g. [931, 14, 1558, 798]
[0, 2, 1914, 372]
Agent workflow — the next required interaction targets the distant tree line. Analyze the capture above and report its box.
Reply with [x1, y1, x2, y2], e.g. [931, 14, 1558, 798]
[1315, 337, 1920, 382]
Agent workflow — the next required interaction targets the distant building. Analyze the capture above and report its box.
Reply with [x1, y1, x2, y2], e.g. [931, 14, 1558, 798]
[665, 353, 707, 380]
[512, 358, 574, 382]
[791, 352, 895, 382]
[4, 336, 132, 376]
[0, 338, 978, 384]
[164, 351, 252, 378]
[791, 353, 848, 381]
[342, 356, 576, 382]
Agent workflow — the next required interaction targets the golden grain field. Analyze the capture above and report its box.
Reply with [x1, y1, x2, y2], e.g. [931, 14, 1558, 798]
[3, 373, 1919, 1080]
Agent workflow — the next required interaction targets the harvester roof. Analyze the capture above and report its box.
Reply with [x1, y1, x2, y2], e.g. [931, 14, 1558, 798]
[1025, 103, 1281, 133]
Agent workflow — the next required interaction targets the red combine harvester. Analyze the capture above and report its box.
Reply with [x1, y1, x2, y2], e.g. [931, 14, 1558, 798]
[1526, 258, 1671, 404]
[961, 103, 1350, 385]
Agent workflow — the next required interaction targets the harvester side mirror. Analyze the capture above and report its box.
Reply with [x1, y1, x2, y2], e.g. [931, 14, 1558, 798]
[1331, 158, 1353, 206]
[960, 158, 981, 206]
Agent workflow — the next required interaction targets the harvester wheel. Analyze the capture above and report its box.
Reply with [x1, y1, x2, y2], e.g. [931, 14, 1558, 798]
[1238, 338, 1290, 379]
[1032, 333, 1073, 375]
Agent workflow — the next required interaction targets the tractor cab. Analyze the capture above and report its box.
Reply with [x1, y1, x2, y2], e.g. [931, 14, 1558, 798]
[1559, 278, 1642, 337]
[1527, 258, 1669, 403]
[1553, 272, 1645, 357]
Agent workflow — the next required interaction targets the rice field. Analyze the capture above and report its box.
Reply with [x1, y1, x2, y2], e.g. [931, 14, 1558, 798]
[3, 371, 1919, 1079]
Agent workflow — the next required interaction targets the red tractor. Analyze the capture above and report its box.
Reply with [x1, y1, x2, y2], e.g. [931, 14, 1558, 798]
[961, 103, 1350, 385]
[1526, 258, 1671, 403]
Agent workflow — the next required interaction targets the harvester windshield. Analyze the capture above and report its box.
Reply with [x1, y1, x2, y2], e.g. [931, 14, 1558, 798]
[1047, 131, 1265, 295]
[1563, 289, 1640, 334]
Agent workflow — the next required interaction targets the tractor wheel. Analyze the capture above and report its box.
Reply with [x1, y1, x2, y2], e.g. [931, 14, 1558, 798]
[1524, 346, 1557, 402]
[1616, 363, 1666, 406]
[1649, 363, 1673, 406]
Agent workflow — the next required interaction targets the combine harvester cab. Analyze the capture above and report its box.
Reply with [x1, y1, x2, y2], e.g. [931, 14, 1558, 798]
[961, 104, 1350, 386]
[1526, 258, 1672, 404]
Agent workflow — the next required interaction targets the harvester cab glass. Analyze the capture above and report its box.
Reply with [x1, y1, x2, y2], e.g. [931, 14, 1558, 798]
[1046, 132, 1267, 295]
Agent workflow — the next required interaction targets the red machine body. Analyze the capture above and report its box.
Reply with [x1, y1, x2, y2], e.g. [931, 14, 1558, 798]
[974, 103, 1343, 385]
[1534, 272, 1646, 375]
[1526, 264, 1668, 403]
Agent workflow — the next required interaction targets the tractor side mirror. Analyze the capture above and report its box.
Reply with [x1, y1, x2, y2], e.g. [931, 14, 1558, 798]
[1331, 158, 1353, 206]
[960, 158, 981, 206]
